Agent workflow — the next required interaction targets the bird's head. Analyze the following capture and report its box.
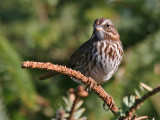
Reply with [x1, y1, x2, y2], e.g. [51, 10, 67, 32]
[93, 18, 120, 41]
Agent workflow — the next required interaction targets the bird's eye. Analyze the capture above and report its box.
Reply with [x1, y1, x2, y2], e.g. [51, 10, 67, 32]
[106, 23, 110, 28]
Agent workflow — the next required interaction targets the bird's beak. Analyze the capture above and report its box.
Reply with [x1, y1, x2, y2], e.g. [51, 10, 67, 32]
[95, 26, 103, 31]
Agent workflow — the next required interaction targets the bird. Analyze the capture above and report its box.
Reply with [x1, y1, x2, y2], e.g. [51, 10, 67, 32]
[39, 17, 123, 85]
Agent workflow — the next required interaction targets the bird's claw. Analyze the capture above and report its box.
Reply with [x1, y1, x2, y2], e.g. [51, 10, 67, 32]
[86, 77, 93, 91]
[103, 103, 109, 111]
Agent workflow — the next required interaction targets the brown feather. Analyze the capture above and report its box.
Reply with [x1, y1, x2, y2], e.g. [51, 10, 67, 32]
[67, 38, 95, 69]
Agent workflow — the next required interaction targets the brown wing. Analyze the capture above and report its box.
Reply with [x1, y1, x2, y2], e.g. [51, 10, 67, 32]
[67, 39, 93, 69]
[38, 39, 93, 80]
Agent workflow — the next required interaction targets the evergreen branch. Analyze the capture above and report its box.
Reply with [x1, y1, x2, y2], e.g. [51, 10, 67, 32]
[122, 85, 160, 120]
[135, 116, 148, 120]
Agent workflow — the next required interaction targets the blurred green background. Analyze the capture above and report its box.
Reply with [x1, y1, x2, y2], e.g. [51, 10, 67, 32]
[0, 0, 160, 119]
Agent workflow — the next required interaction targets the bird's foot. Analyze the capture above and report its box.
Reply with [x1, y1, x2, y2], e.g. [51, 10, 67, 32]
[86, 77, 94, 91]
[103, 96, 115, 111]
[86, 87, 91, 91]
[103, 103, 109, 111]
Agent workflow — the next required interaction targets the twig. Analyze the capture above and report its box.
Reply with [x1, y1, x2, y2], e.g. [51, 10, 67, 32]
[22, 61, 119, 117]
[122, 85, 160, 120]
[68, 95, 80, 120]
[68, 85, 88, 120]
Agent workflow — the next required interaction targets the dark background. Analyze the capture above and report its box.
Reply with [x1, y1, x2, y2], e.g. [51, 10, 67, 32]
[0, 0, 160, 119]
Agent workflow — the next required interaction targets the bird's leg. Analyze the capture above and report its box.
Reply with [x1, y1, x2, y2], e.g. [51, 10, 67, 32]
[86, 77, 94, 91]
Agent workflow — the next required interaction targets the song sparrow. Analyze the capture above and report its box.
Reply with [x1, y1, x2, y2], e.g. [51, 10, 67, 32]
[39, 18, 123, 84]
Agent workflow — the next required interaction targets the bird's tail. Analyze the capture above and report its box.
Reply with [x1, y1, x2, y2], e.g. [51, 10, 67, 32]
[38, 71, 59, 80]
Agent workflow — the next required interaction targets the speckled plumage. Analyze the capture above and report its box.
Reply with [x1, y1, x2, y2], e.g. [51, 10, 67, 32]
[39, 18, 123, 83]
[67, 18, 123, 84]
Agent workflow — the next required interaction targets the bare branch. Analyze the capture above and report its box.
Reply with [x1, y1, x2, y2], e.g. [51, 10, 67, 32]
[22, 61, 119, 117]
